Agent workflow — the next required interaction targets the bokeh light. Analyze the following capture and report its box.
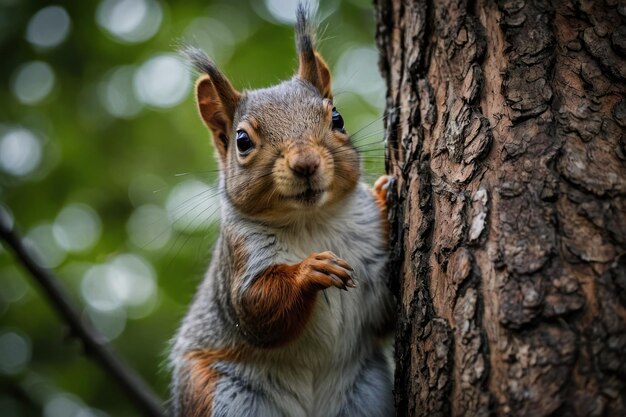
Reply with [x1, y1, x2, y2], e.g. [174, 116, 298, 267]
[53, 204, 102, 253]
[0, 128, 43, 177]
[183, 17, 236, 64]
[108, 254, 157, 307]
[127, 204, 171, 250]
[20, 373, 57, 408]
[203, 3, 256, 43]
[80, 254, 157, 313]
[43, 393, 101, 417]
[11, 61, 55, 105]
[25, 223, 66, 268]
[98, 66, 144, 119]
[81, 264, 120, 312]
[334, 46, 385, 110]
[0, 330, 31, 375]
[96, 0, 162, 44]
[0, 268, 29, 305]
[25, 5, 71, 49]
[261, 0, 318, 24]
[166, 179, 220, 233]
[85, 306, 127, 342]
[133, 54, 191, 108]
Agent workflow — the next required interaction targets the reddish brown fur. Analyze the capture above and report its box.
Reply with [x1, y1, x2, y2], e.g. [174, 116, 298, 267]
[229, 236, 321, 347]
[231, 245, 353, 347]
[298, 52, 332, 99]
[238, 262, 320, 347]
[373, 176, 391, 245]
[314, 53, 332, 98]
[182, 351, 222, 417]
[196, 75, 241, 162]
[182, 347, 254, 417]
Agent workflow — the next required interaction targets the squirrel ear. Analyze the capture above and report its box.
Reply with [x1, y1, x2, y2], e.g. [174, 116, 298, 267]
[183, 46, 240, 162]
[195, 74, 240, 161]
[295, 5, 332, 98]
[298, 52, 332, 99]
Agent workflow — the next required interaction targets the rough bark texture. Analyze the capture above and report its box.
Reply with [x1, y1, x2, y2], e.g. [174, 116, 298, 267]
[374, 1, 626, 416]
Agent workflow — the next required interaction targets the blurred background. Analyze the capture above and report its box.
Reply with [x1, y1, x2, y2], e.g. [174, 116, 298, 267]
[0, 0, 385, 415]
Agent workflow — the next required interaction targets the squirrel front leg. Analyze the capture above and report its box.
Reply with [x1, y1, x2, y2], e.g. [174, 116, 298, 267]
[234, 251, 355, 347]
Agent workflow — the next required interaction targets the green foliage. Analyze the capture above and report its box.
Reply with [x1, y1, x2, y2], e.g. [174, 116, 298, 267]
[0, 0, 384, 415]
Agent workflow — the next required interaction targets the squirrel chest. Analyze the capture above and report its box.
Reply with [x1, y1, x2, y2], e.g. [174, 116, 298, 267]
[244, 183, 389, 355]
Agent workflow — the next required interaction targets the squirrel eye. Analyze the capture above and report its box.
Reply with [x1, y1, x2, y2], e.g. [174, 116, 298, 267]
[236, 130, 253, 154]
[331, 107, 345, 132]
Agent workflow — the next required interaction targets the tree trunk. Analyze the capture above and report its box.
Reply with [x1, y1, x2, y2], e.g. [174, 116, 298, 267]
[374, 1, 626, 416]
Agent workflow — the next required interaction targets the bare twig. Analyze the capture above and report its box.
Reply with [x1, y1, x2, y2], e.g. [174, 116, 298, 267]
[0, 206, 166, 417]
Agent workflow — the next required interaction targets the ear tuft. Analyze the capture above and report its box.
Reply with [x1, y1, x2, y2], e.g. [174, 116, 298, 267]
[295, 5, 332, 98]
[295, 5, 315, 63]
[181, 45, 215, 75]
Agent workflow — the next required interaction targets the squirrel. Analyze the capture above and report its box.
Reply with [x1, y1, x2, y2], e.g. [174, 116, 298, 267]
[169, 6, 395, 417]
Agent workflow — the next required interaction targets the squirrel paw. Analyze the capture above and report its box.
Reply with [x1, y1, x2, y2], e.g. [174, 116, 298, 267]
[299, 251, 355, 291]
[373, 175, 394, 206]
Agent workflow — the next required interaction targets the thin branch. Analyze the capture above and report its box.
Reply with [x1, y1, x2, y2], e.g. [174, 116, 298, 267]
[0, 206, 166, 417]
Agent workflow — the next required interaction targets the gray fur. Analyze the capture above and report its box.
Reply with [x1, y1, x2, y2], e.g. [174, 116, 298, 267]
[295, 4, 316, 64]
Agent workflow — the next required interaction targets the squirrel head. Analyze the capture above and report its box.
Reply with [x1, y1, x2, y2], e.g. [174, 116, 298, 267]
[184, 6, 360, 223]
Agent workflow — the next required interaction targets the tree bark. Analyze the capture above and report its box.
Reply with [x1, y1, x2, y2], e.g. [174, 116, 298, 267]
[374, 1, 626, 416]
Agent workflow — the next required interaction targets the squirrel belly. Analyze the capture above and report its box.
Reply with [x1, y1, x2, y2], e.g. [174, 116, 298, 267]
[170, 182, 395, 417]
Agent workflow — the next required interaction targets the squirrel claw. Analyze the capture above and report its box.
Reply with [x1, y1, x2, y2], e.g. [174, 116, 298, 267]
[374, 175, 392, 193]
[303, 252, 355, 291]
[329, 273, 345, 288]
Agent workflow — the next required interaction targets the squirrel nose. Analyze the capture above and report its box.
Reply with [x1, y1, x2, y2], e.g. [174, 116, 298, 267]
[288, 151, 321, 178]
